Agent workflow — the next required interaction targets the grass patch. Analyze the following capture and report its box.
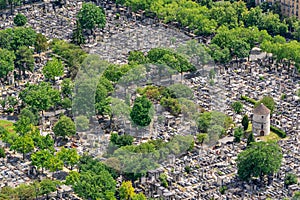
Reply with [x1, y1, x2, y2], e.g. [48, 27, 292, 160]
[0, 120, 15, 134]
[259, 131, 280, 142]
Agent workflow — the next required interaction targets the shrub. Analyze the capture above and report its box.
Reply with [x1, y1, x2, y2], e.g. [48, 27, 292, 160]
[270, 125, 286, 138]
[241, 95, 257, 105]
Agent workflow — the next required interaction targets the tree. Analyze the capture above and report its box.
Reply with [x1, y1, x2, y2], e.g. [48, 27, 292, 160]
[119, 181, 135, 200]
[13, 116, 32, 136]
[0, 48, 15, 79]
[71, 20, 85, 45]
[254, 96, 275, 114]
[53, 115, 76, 139]
[39, 179, 59, 200]
[61, 78, 74, 98]
[15, 46, 34, 77]
[15, 184, 35, 200]
[110, 133, 134, 148]
[285, 173, 298, 187]
[247, 132, 255, 146]
[43, 58, 64, 81]
[10, 134, 34, 160]
[57, 147, 80, 169]
[130, 96, 153, 127]
[234, 127, 243, 143]
[231, 101, 243, 114]
[77, 3, 106, 32]
[241, 115, 249, 131]
[237, 141, 282, 182]
[45, 155, 64, 178]
[19, 82, 60, 114]
[35, 33, 48, 53]
[196, 133, 208, 145]
[13, 13, 27, 26]
[19, 108, 39, 126]
[65, 171, 80, 185]
[31, 149, 52, 174]
[75, 115, 89, 132]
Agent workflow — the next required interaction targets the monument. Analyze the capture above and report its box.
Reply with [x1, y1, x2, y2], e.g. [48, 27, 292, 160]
[252, 103, 270, 136]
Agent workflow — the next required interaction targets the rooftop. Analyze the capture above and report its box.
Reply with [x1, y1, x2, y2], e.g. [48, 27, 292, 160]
[253, 103, 270, 115]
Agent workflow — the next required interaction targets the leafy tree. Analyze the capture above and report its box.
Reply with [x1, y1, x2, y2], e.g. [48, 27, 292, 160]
[43, 58, 64, 81]
[160, 97, 181, 116]
[110, 133, 134, 148]
[57, 147, 80, 169]
[38, 179, 59, 200]
[34, 134, 54, 151]
[45, 155, 64, 177]
[75, 115, 89, 132]
[65, 171, 80, 185]
[77, 3, 106, 32]
[128, 50, 148, 65]
[231, 101, 243, 114]
[10, 134, 34, 160]
[197, 111, 232, 133]
[61, 78, 74, 98]
[19, 108, 38, 126]
[247, 132, 255, 146]
[130, 96, 153, 127]
[71, 20, 85, 45]
[11, 27, 37, 51]
[0, 48, 15, 79]
[35, 33, 48, 53]
[254, 96, 275, 114]
[119, 181, 135, 200]
[241, 115, 249, 131]
[15, 183, 35, 200]
[237, 141, 282, 181]
[285, 173, 298, 187]
[159, 173, 168, 187]
[13, 116, 32, 136]
[15, 46, 34, 77]
[31, 149, 52, 174]
[234, 126, 243, 143]
[196, 133, 208, 145]
[19, 82, 60, 114]
[53, 115, 76, 139]
[13, 13, 27, 26]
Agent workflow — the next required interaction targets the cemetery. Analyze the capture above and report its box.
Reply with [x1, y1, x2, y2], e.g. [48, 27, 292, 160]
[0, 0, 298, 199]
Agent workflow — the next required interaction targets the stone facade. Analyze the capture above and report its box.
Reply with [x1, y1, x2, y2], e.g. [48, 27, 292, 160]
[252, 103, 271, 136]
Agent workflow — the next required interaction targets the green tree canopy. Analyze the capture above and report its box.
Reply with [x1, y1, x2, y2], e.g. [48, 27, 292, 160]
[237, 141, 282, 181]
[130, 96, 153, 127]
[43, 58, 64, 81]
[0, 48, 15, 79]
[53, 115, 76, 138]
[19, 82, 60, 113]
[77, 2, 106, 31]
[13, 13, 27, 26]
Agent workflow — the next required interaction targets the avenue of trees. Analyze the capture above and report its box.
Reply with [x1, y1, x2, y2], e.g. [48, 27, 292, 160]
[116, 0, 300, 72]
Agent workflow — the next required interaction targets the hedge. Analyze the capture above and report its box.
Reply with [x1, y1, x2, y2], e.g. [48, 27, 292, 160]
[241, 95, 257, 105]
[270, 125, 286, 138]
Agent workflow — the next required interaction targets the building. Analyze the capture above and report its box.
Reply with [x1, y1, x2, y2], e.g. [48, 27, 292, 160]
[255, 0, 300, 19]
[252, 103, 271, 136]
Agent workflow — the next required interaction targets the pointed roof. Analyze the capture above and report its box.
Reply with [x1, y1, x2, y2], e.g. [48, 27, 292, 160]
[253, 103, 270, 115]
